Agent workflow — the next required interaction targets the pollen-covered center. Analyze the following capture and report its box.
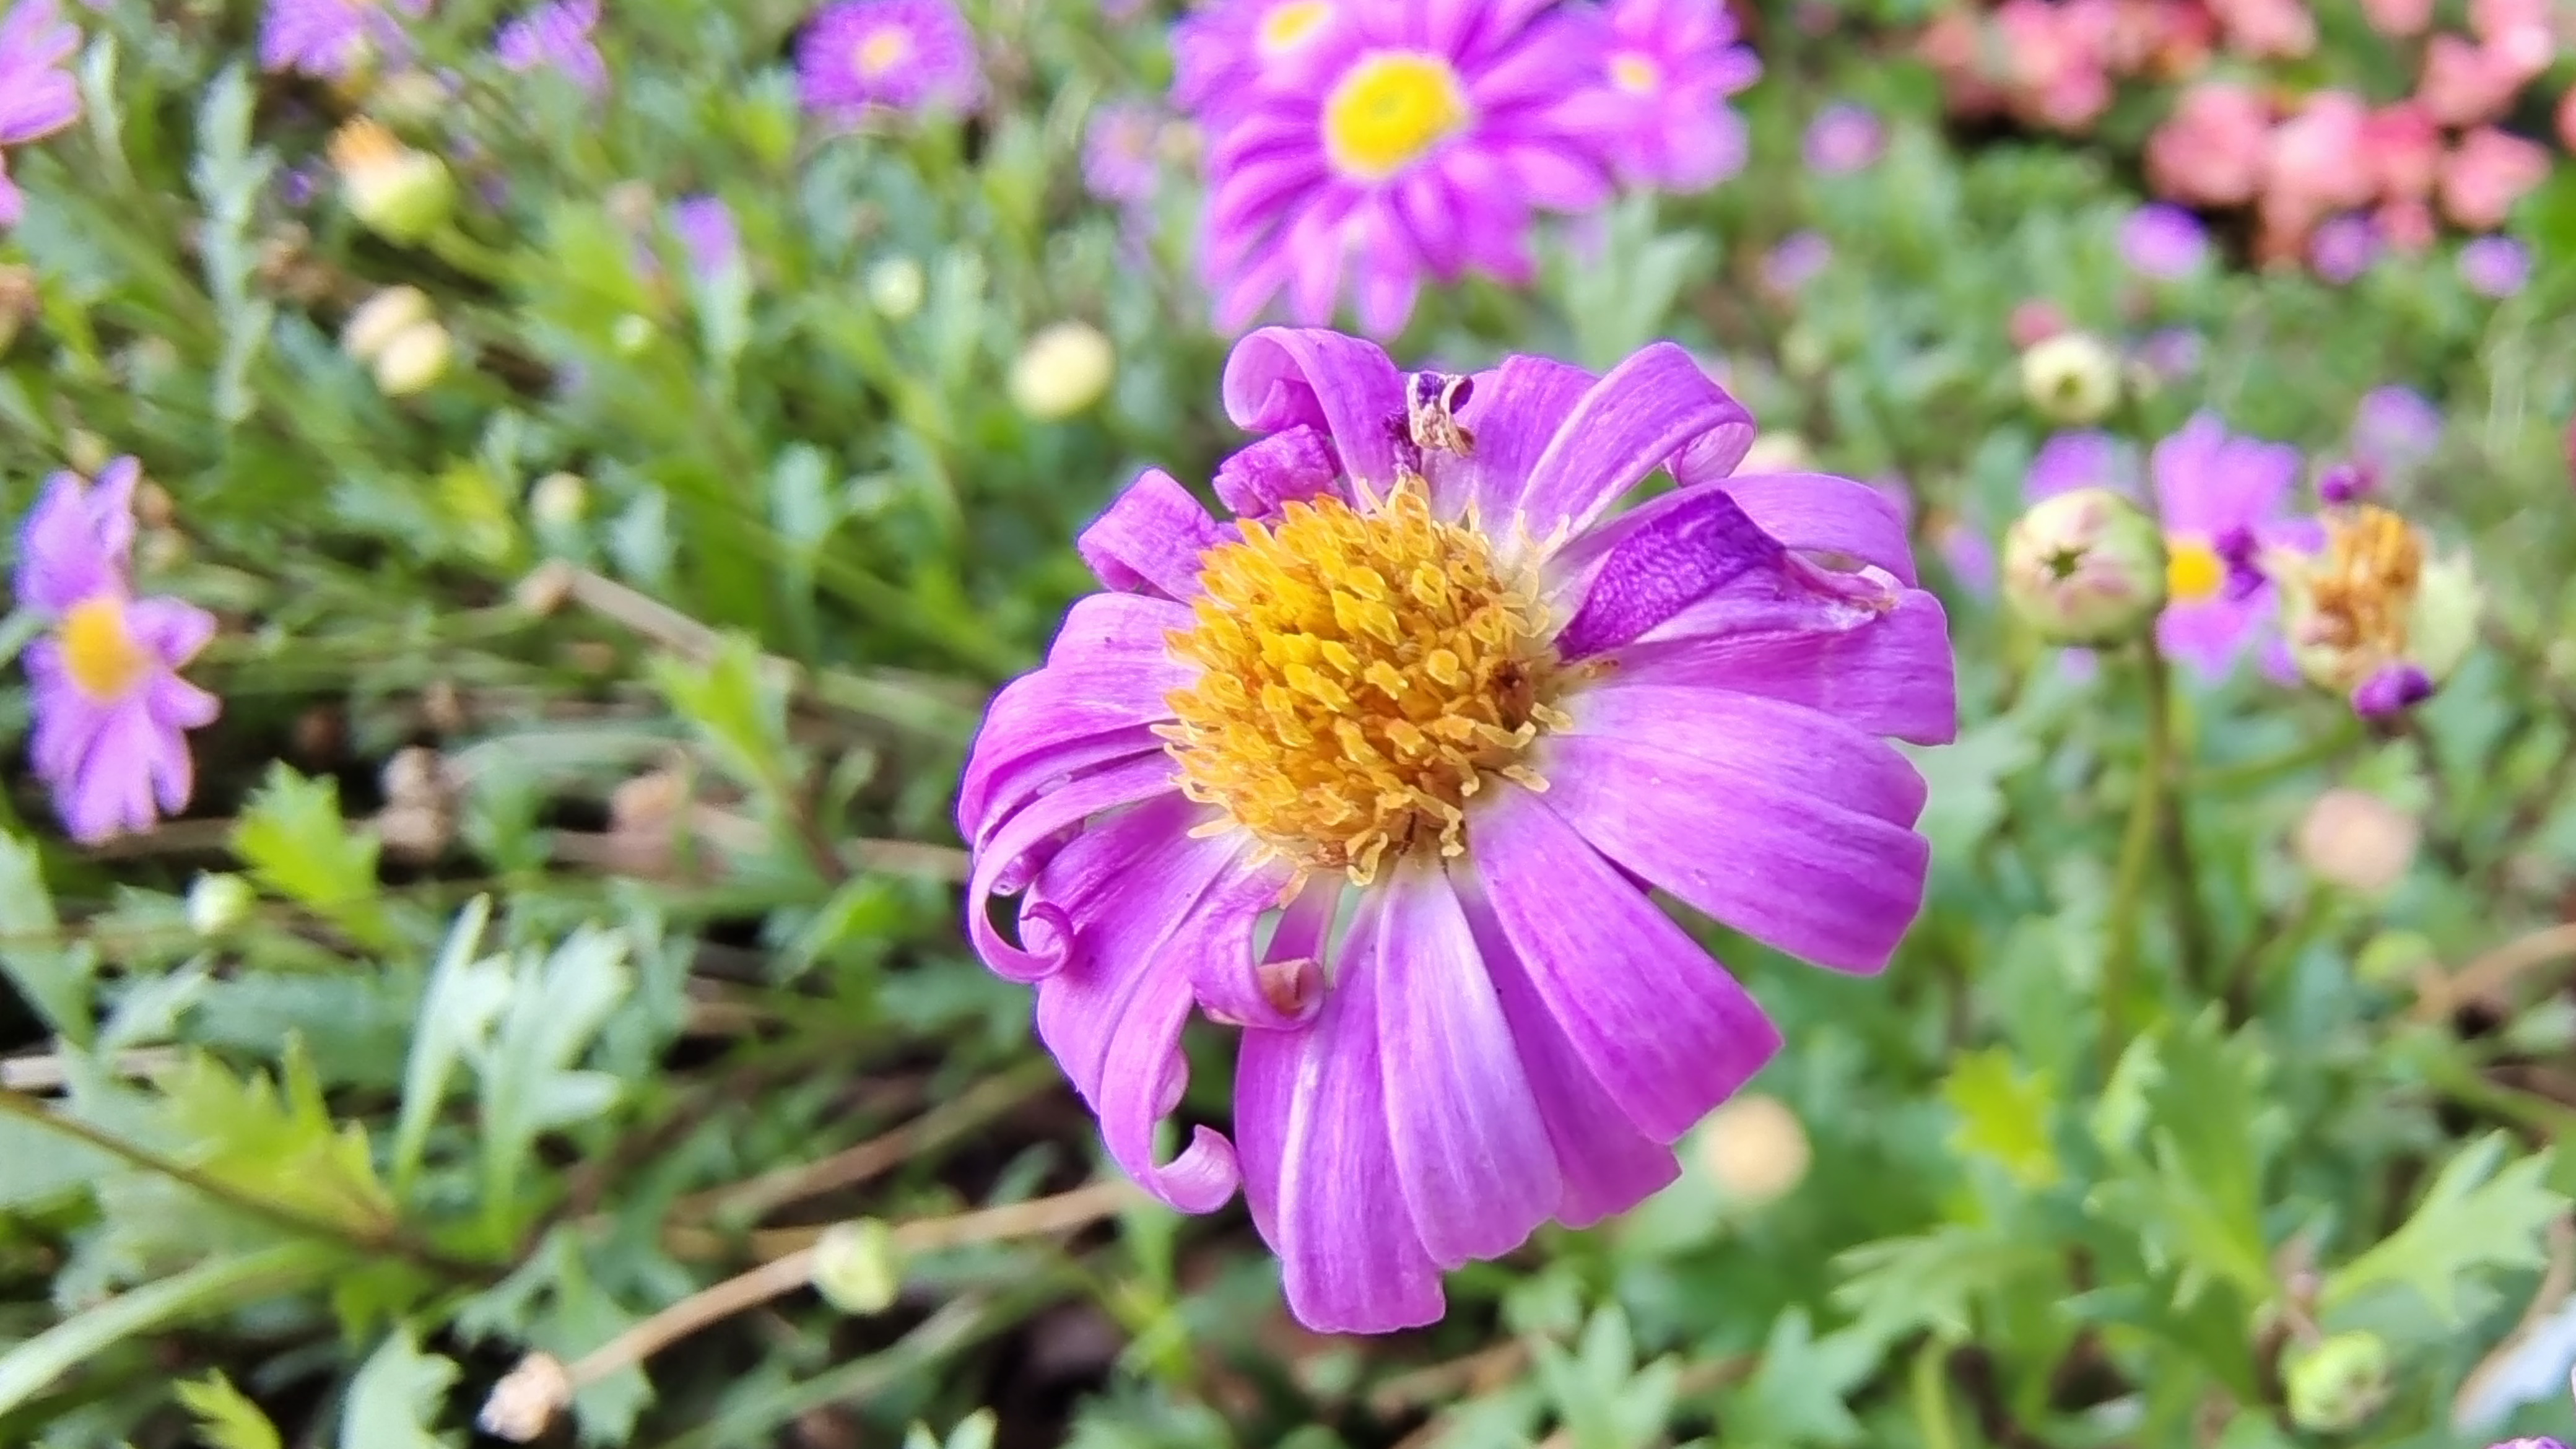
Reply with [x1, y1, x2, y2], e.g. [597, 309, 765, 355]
[1162, 484, 1563, 886]
[60, 596, 150, 703]
[1322, 51, 1472, 182]
[2165, 536, 2223, 601]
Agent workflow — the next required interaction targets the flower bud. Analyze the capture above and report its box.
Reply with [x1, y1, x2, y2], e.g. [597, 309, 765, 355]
[811, 1218, 903, 1315]
[2284, 1331, 2390, 1434]
[2021, 331, 2121, 425]
[1695, 1093, 1812, 1206]
[0, 263, 34, 356]
[1008, 321, 1116, 420]
[866, 256, 926, 320]
[529, 471, 587, 528]
[186, 872, 255, 936]
[611, 313, 655, 355]
[341, 285, 433, 363]
[328, 119, 456, 245]
[370, 321, 452, 397]
[2293, 789, 2419, 894]
[2001, 487, 2169, 646]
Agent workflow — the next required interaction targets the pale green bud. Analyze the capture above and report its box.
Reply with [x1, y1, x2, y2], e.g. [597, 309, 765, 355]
[529, 471, 588, 529]
[371, 321, 452, 398]
[1009, 321, 1116, 421]
[2284, 1331, 2390, 1434]
[866, 256, 927, 320]
[2001, 487, 2169, 646]
[329, 120, 456, 246]
[186, 872, 255, 936]
[342, 285, 433, 363]
[610, 313, 655, 356]
[811, 1218, 902, 1315]
[2021, 331, 2121, 425]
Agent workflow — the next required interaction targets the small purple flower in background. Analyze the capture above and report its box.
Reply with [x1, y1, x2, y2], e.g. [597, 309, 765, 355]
[1803, 102, 1884, 174]
[1172, 0, 1345, 129]
[2120, 203, 2209, 280]
[2308, 213, 2380, 284]
[1591, 0, 1761, 194]
[1084, 98, 1164, 208]
[15, 458, 220, 844]
[2025, 430, 2139, 501]
[2149, 412, 2313, 681]
[669, 194, 741, 279]
[2136, 326, 2206, 385]
[1934, 518, 1997, 598]
[1761, 230, 1832, 296]
[2460, 235, 2531, 298]
[0, 0, 82, 228]
[798, 0, 983, 121]
[961, 327, 1953, 1332]
[2354, 383, 2443, 474]
[259, 0, 431, 79]
[1198, 0, 1620, 339]
[495, 0, 604, 93]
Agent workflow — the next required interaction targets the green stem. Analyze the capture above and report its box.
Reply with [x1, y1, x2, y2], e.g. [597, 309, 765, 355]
[1910, 1342, 1962, 1449]
[2099, 642, 2173, 1070]
[2188, 717, 2366, 794]
[2146, 649, 2216, 994]
[0, 1242, 342, 1418]
[425, 224, 518, 286]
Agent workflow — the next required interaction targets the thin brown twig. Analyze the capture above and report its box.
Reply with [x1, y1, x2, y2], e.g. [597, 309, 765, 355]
[0, 1045, 184, 1092]
[2414, 921, 2576, 1023]
[1370, 1341, 1531, 1416]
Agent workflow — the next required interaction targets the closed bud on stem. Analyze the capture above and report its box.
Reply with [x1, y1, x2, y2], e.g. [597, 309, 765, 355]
[1695, 1094, 1812, 1206]
[2001, 487, 2169, 646]
[811, 1219, 903, 1315]
[529, 471, 588, 528]
[866, 256, 926, 320]
[371, 321, 453, 397]
[342, 285, 433, 363]
[1009, 321, 1116, 420]
[2283, 1330, 2390, 1433]
[2020, 331, 2121, 425]
[328, 119, 456, 245]
[186, 872, 255, 936]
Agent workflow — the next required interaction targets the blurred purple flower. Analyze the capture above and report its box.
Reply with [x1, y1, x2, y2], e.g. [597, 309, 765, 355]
[2120, 203, 2209, 280]
[2025, 430, 2139, 500]
[260, 0, 429, 79]
[2150, 412, 2313, 680]
[1591, 0, 1760, 193]
[2136, 326, 2206, 385]
[670, 194, 740, 279]
[1172, 0, 1346, 129]
[1197, 0, 1619, 338]
[2308, 213, 2380, 284]
[1762, 230, 1831, 295]
[2353, 383, 2442, 472]
[495, 0, 604, 92]
[1803, 102, 1884, 174]
[1084, 98, 1163, 207]
[0, 0, 82, 227]
[2460, 235, 2531, 297]
[1935, 519, 1996, 598]
[798, 0, 983, 120]
[14, 458, 220, 843]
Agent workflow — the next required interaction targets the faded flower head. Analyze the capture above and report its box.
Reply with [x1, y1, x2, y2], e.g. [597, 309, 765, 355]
[495, 0, 604, 92]
[14, 458, 221, 843]
[1593, 0, 1762, 193]
[959, 328, 1954, 1331]
[261, 0, 431, 79]
[2003, 487, 2167, 646]
[798, 0, 983, 121]
[2270, 497, 2478, 718]
[2150, 412, 2311, 681]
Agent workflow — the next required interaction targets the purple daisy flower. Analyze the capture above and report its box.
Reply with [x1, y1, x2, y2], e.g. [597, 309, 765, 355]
[798, 0, 983, 121]
[15, 459, 220, 844]
[2026, 430, 2139, 501]
[495, 0, 604, 93]
[1803, 101, 1884, 174]
[0, 0, 81, 229]
[2308, 213, 2380, 285]
[2120, 203, 2209, 281]
[2149, 412, 2313, 680]
[1590, 0, 1760, 194]
[2461, 235, 2531, 298]
[259, 0, 430, 79]
[1172, 0, 1348, 129]
[669, 194, 741, 279]
[959, 328, 1955, 1333]
[1199, 1, 1621, 339]
[2354, 384, 2442, 474]
[1084, 98, 1164, 208]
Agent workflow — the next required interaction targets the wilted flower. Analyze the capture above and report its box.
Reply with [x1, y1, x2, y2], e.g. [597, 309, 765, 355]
[1082, 99, 1165, 208]
[959, 328, 1952, 1331]
[0, 0, 81, 228]
[328, 118, 455, 245]
[2120, 203, 2209, 280]
[261, 0, 429, 79]
[2003, 487, 2168, 646]
[1009, 321, 1115, 419]
[2021, 332, 2120, 425]
[1172, 0, 1346, 128]
[2271, 498, 2478, 716]
[495, 0, 604, 93]
[2461, 235, 2532, 297]
[1593, 0, 1761, 193]
[2147, 80, 2269, 207]
[1803, 101, 1885, 174]
[15, 458, 221, 843]
[798, 0, 983, 120]
[2441, 127, 2550, 231]
[1197, 0, 1617, 338]
[2150, 412, 2310, 680]
[669, 194, 741, 280]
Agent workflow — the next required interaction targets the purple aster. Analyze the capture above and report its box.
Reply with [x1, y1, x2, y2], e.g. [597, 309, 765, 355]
[259, 0, 430, 79]
[1760, 230, 1831, 296]
[2308, 213, 2380, 285]
[495, 0, 604, 93]
[1084, 99, 1164, 208]
[1172, 0, 1349, 129]
[2120, 203, 2209, 281]
[798, 0, 983, 121]
[1199, 1, 1622, 339]
[959, 328, 1954, 1333]
[0, 0, 80, 228]
[2353, 384, 2442, 473]
[2025, 430, 2139, 501]
[2149, 412, 2314, 681]
[14, 459, 220, 844]
[1589, 0, 1760, 194]
[2461, 235, 2531, 298]
[1803, 102, 1884, 174]
[669, 194, 740, 279]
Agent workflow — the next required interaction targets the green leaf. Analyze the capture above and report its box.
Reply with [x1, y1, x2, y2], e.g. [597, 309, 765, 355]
[229, 764, 395, 951]
[1905, 716, 2040, 863]
[2320, 1134, 2569, 1325]
[391, 896, 507, 1194]
[0, 1242, 342, 1419]
[0, 831, 95, 1044]
[175, 1371, 285, 1449]
[1832, 1226, 2055, 1351]
[340, 1328, 459, 1449]
[1724, 1310, 1876, 1448]
[476, 928, 632, 1240]
[162, 1042, 398, 1240]
[1942, 1047, 2061, 1188]
[2090, 1009, 2278, 1304]
[648, 635, 792, 790]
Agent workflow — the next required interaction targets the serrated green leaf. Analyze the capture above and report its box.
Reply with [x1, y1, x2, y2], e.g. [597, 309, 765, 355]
[0, 832, 94, 1044]
[476, 928, 632, 1241]
[1724, 1310, 1876, 1448]
[2321, 1134, 2569, 1325]
[340, 1328, 458, 1449]
[2092, 1009, 2277, 1305]
[648, 635, 791, 789]
[162, 1040, 397, 1240]
[1832, 1226, 2054, 1351]
[1942, 1047, 2061, 1188]
[391, 897, 505, 1193]
[229, 765, 394, 951]
[175, 1371, 284, 1449]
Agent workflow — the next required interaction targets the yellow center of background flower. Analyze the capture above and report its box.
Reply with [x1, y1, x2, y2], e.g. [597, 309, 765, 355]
[1610, 52, 1661, 94]
[1256, 0, 1331, 56]
[60, 596, 149, 702]
[1321, 52, 1471, 183]
[1162, 485, 1563, 885]
[2165, 537, 2222, 601]
[855, 25, 912, 78]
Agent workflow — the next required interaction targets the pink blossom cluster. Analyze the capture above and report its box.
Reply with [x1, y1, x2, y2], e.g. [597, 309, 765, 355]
[1920, 0, 2217, 134]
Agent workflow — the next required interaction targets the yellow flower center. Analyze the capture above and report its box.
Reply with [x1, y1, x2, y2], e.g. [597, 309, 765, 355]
[2165, 536, 2223, 601]
[1162, 484, 1564, 886]
[2301, 504, 2424, 665]
[1321, 51, 1473, 183]
[1256, 0, 1332, 57]
[1610, 51, 1661, 94]
[855, 24, 912, 78]
[59, 596, 150, 703]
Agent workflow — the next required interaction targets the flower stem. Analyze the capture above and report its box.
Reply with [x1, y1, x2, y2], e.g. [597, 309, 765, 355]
[2099, 642, 2172, 1070]
[2146, 648, 2216, 995]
